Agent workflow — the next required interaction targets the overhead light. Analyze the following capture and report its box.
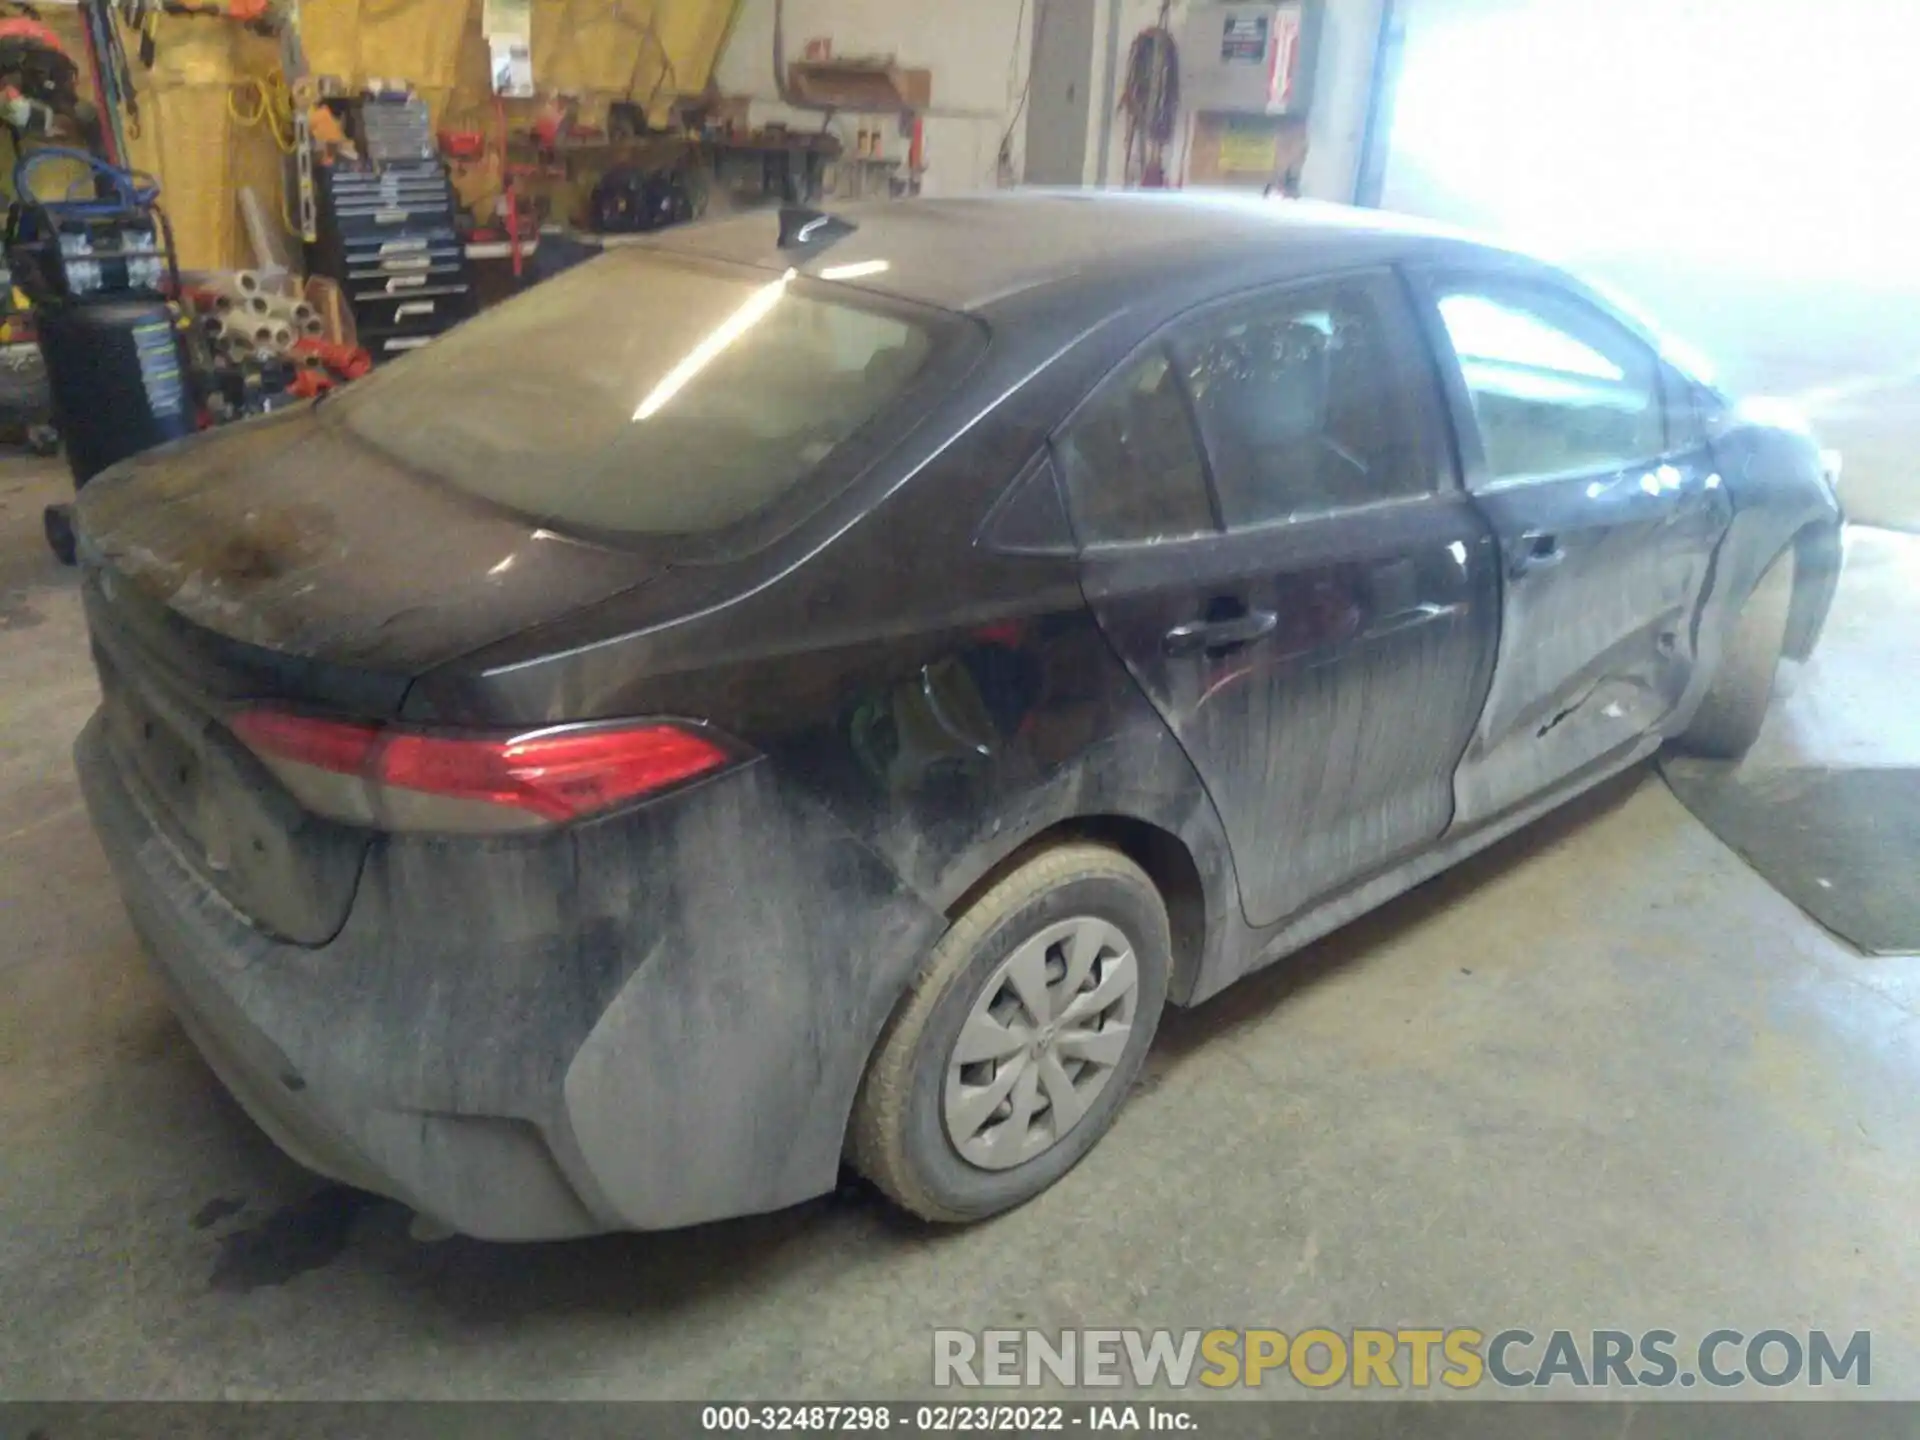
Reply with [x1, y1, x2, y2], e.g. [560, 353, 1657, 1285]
[819, 259, 890, 280]
[632, 268, 797, 421]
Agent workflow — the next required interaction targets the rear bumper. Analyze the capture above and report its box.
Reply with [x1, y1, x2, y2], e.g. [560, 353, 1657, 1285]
[79, 715, 601, 1237]
[77, 713, 944, 1239]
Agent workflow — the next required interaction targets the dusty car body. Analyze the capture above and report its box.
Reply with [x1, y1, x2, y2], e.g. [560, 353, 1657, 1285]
[74, 192, 1842, 1238]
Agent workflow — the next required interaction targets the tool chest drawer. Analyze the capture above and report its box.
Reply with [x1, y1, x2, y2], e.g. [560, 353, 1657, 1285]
[353, 290, 474, 334]
[306, 125, 476, 363]
[345, 265, 467, 300]
[338, 232, 462, 266]
[327, 206, 454, 243]
[325, 181, 450, 212]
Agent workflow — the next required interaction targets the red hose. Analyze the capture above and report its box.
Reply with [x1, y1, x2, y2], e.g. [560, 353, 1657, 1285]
[495, 96, 521, 278]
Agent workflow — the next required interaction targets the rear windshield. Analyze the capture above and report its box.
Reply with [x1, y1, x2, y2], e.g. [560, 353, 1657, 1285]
[331, 249, 952, 536]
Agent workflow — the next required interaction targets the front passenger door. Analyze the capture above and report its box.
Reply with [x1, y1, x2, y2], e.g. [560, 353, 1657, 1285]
[1420, 272, 1733, 828]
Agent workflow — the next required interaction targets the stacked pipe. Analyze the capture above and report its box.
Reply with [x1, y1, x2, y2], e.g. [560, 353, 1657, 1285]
[197, 270, 327, 363]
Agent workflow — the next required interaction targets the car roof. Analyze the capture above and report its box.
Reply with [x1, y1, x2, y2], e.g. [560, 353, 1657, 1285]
[638, 189, 1504, 313]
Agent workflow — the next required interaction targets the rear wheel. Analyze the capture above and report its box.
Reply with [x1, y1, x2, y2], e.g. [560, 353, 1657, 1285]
[850, 842, 1169, 1223]
[1680, 549, 1794, 758]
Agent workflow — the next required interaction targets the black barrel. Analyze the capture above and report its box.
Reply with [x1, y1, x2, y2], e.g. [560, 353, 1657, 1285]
[36, 296, 194, 488]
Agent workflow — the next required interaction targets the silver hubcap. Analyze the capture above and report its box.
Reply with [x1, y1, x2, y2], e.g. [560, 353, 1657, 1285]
[942, 916, 1139, 1171]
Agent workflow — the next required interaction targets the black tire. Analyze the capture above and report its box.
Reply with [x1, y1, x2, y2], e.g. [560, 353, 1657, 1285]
[1680, 549, 1794, 758]
[849, 842, 1170, 1223]
[43, 503, 76, 567]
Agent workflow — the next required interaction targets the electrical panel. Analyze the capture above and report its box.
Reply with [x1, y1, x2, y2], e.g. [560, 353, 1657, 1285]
[1178, 1, 1322, 117]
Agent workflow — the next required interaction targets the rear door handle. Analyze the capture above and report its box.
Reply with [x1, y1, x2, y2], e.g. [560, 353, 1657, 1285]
[1163, 609, 1279, 658]
[1511, 531, 1565, 577]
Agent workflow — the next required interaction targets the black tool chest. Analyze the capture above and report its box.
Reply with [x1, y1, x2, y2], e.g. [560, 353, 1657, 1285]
[309, 157, 476, 362]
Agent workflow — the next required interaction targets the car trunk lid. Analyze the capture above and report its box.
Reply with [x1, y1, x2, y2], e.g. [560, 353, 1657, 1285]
[73, 406, 656, 944]
[74, 404, 653, 679]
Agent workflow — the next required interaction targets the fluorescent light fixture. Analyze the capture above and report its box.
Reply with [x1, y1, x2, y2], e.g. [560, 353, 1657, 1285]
[818, 259, 890, 281]
[633, 268, 797, 421]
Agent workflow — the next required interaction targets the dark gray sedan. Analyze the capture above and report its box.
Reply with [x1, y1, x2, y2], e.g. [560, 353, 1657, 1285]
[73, 192, 1841, 1238]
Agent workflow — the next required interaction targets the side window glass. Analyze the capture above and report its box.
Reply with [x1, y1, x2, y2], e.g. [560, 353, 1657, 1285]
[1057, 350, 1214, 546]
[1662, 366, 1716, 452]
[1436, 284, 1664, 484]
[1171, 278, 1431, 528]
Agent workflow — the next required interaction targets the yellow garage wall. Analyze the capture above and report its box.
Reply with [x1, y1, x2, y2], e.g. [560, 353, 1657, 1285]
[26, 0, 737, 270]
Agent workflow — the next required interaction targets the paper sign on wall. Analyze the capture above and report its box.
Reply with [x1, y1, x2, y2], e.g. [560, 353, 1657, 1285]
[1221, 15, 1269, 64]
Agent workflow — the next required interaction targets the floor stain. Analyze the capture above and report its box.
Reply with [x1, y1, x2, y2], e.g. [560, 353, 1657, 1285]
[0, 589, 42, 631]
[208, 1186, 375, 1293]
[191, 1195, 247, 1231]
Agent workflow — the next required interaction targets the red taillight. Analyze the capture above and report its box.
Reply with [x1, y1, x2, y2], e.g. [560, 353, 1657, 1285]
[229, 709, 733, 831]
[231, 708, 382, 773]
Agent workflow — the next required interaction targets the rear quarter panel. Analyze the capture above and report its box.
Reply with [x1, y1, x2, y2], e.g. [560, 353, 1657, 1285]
[400, 306, 1247, 1217]
[422, 377, 1243, 966]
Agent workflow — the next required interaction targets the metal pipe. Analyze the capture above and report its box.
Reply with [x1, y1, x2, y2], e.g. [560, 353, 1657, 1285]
[1094, 0, 1123, 187]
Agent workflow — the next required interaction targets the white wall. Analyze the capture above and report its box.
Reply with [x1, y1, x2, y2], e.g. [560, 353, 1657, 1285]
[1382, 0, 1920, 282]
[713, 0, 1035, 195]
[1377, 0, 1920, 528]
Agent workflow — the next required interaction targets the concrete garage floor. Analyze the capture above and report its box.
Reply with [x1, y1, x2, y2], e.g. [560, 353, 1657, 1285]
[4, 455, 1920, 1400]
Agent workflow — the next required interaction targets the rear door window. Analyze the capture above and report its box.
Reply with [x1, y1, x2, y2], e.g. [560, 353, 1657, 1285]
[1055, 350, 1216, 546]
[1169, 275, 1435, 527]
[331, 250, 962, 537]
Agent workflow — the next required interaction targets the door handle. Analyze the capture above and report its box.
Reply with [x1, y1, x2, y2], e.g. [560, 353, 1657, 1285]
[1163, 609, 1279, 658]
[1511, 532, 1565, 577]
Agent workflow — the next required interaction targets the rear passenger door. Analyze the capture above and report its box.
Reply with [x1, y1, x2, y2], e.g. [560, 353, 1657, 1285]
[1414, 270, 1733, 827]
[1064, 271, 1501, 931]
